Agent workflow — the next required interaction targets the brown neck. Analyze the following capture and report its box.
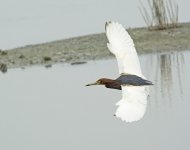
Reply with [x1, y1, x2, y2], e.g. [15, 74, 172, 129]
[99, 78, 115, 84]
[99, 78, 121, 90]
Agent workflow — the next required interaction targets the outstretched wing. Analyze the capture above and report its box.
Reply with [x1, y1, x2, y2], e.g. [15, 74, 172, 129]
[115, 86, 149, 122]
[105, 21, 142, 76]
[105, 21, 149, 122]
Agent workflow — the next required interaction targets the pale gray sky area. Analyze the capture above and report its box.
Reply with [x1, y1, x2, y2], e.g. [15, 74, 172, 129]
[0, 0, 189, 49]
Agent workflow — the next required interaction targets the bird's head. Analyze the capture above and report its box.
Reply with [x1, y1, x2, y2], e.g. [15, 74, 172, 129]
[86, 78, 108, 86]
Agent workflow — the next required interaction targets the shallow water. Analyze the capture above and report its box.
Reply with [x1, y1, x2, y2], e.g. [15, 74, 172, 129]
[0, 51, 190, 150]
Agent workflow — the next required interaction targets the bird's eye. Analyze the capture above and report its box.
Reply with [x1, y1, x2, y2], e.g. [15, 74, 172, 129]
[96, 80, 102, 84]
[97, 80, 101, 84]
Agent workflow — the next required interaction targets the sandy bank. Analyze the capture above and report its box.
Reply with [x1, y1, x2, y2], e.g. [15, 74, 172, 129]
[0, 22, 190, 72]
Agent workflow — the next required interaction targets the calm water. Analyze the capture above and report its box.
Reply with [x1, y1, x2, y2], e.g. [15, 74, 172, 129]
[0, 51, 190, 150]
[0, 0, 189, 49]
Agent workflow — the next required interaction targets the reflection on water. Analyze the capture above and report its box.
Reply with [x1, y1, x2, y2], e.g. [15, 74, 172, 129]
[141, 52, 186, 108]
[159, 54, 173, 99]
[0, 51, 190, 150]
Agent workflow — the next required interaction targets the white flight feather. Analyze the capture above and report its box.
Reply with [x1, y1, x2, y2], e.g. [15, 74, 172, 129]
[106, 21, 149, 122]
[115, 86, 148, 122]
[106, 21, 142, 76]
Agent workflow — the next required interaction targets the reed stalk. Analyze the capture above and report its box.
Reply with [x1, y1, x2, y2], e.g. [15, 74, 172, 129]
[139, 0, 179, 30]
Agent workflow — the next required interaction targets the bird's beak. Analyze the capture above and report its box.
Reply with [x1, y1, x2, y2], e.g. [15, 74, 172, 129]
[86, 81, 99, 86]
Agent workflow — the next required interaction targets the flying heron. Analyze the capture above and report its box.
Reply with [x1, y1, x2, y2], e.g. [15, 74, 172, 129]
[86, 21, 153, 122]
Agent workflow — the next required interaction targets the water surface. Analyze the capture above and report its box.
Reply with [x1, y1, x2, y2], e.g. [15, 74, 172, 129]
[0, 51, 189, 150]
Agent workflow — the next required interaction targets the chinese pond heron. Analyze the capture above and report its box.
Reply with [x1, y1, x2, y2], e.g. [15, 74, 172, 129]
[86, 21, 153, 123]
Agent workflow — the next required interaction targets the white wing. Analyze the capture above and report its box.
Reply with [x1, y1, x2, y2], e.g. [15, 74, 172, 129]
[106, 21, 142, 76]
[105, 21, 149, 122]
[115, 86, 149, 122]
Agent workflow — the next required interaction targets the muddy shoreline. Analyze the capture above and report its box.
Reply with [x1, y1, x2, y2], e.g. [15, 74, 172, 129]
[0, 22, 190, 72]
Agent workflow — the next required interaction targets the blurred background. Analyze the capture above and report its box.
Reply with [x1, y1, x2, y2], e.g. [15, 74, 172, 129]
[0, 1, 190, 150]
[0, 0, 189, 49]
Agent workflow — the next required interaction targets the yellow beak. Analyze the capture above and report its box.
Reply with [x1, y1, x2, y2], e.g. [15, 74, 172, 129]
[86, 81, 99, 86]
